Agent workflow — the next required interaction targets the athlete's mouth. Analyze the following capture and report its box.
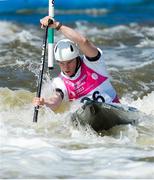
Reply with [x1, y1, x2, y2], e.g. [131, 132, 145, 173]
[63, 70, 70, 75]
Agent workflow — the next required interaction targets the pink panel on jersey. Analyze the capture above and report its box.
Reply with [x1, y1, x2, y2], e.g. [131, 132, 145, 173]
[61, 62, 108, 100]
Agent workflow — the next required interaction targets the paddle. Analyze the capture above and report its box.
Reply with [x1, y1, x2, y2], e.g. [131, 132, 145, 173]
[33, 19, 53, 123]
[48, 0, 55, 69]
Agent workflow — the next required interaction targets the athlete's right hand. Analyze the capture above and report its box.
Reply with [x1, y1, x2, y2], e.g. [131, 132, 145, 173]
[33, 97, 45, 107]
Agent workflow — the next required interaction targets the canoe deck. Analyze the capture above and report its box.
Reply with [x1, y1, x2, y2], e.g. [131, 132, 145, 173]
[71, 101, 140, 132]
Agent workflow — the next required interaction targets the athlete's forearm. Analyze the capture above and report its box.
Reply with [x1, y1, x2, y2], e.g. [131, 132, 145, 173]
[33, 92, 63, 111]
[44, 93, 63, 111]
[58, 24, 86, 45]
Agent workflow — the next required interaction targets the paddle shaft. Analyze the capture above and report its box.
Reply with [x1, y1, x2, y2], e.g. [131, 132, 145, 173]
[48, 0, 54, 69]
[33, 20, 53, 123]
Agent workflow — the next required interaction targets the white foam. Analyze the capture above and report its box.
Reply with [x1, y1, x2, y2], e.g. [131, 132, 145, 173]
[0, 20, 40, 45]
[136, 38, 154, 48]
[121, 91, 154, 115]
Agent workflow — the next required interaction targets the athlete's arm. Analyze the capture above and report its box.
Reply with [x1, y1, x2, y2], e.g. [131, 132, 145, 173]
[33, 90, 63, 111]
[40, 16, 99, 59]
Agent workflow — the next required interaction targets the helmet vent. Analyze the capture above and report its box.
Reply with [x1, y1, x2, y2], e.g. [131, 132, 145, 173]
[55, 45, 58, 52]
[70, 45, 74, 52]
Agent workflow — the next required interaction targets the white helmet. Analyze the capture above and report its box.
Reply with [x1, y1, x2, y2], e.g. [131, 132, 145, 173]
[54, 39, 79, 61]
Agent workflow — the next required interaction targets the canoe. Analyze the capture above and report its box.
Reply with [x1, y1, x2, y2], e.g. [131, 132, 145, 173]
[71, 100, 140, 132]
[0, 0, 144, 13]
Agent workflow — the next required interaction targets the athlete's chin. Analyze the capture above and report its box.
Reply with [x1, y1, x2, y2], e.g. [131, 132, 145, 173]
[65, 71, 74, 77]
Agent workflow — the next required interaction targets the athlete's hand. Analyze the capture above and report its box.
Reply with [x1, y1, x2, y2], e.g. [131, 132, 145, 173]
[40, 16, 59, 29]
[33, 97, 45, 107]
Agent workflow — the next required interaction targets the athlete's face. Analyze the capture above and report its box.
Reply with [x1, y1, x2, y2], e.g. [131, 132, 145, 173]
[58, 58, 77, 77]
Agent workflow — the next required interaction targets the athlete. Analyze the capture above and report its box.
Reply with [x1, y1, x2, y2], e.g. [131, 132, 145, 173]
[33, 16, 120, 111]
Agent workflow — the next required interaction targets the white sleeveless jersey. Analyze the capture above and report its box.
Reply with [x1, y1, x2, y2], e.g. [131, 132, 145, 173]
[52, 49, 119, 103]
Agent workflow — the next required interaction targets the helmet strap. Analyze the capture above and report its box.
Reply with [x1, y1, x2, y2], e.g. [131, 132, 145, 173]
[70, 56, 81, 77]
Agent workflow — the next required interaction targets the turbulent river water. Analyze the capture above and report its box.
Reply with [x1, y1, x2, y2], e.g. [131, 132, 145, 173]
[0, 2, 154, 179]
